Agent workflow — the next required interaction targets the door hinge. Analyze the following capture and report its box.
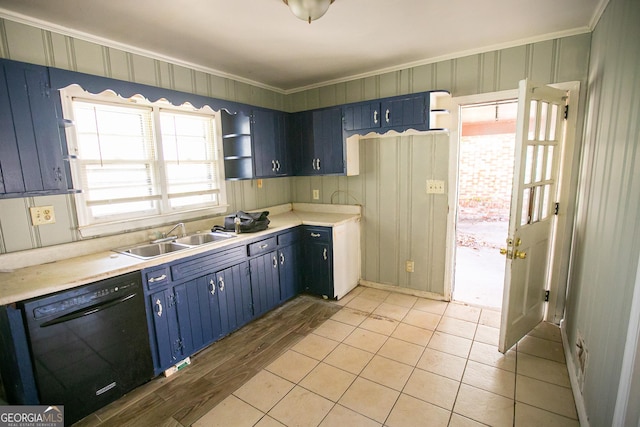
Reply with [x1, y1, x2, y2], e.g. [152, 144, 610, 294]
[563, 105, 569, 120]
[554, 202, 559, 215]
[544, 290, 550, 302]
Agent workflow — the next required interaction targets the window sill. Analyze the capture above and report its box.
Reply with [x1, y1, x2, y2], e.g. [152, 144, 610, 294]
[77, 205, 229, 238]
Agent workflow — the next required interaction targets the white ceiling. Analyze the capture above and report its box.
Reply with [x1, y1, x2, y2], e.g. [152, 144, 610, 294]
[0, 0, 606, 93]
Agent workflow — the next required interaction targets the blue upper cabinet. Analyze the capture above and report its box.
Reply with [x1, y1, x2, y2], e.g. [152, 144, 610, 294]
[0, 59, 67, 198]
[252, 109, 290, 178]
[292, 107, 344, 176]
[343, 92, 430, 135]
[343, 101, 381, 131]
[220, 110, 253, 180]
[380, 94, 427, 129]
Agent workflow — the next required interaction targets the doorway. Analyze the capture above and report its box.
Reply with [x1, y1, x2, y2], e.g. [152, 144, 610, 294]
[453, 100, 518, 308]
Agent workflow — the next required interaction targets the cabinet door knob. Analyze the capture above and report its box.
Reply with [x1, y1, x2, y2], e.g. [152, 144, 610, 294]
[272, 160, 276, 171]
[373, 109, 378, 124]
[155, 299, 163, 317]
[323, 248, 328, 260]
[218, 276, 225, 292]
[280, 252, 285, 265]
[272, 256, 278, 268]
[312, 158, 317, 170]
[276, 160, 281, 171]
[209, 279, 216, 296]
[310, 232, 321, 238]
[385, 109, 390, 123]
[260, 243, 269, 249]
[317, 158, 321, 170]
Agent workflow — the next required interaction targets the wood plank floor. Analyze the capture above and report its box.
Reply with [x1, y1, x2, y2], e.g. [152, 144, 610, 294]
[74, 295, 341, 427]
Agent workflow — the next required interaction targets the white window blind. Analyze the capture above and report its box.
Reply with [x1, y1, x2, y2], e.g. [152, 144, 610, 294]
[159, 111, 221, 209]
[73, 100, 160, 220]
[61, 86, 227, 236]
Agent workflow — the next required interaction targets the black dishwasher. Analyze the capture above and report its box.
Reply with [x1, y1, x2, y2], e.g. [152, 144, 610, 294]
[20, 271, 153, 425]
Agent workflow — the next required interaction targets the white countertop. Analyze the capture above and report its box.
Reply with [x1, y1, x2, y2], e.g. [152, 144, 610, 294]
[0, 204, 360, 305]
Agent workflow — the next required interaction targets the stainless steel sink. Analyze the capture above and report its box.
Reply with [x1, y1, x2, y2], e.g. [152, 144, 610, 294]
[114, 231, 235, 259]
[174, 231, 235, 246]
[116, 242, 190, 259]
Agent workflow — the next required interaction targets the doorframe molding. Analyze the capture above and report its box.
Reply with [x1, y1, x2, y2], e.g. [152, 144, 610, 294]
[547, 81, 581, 323]
[612, 250, 640, 425]
[445, 82, 581, 325]
[445, 89, 518, 302]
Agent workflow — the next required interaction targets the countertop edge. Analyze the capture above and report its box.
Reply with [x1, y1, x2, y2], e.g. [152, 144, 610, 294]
[0, 208, 360, 305]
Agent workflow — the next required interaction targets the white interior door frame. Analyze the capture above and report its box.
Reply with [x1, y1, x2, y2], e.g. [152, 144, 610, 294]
[612, 250, 640, 426]
[445, 89, 518, 302]
[445, 82, 581, 324]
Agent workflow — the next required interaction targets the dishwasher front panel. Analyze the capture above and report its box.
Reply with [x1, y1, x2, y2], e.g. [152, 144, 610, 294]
[21, 272, 153, 425]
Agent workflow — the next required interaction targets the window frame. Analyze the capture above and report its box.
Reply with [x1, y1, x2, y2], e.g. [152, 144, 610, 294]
[60, 85, 228, 237]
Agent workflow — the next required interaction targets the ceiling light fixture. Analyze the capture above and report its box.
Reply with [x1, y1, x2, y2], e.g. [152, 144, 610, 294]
[283, 0, 335, 24]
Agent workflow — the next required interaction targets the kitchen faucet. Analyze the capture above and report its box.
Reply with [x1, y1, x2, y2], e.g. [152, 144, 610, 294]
[152, 222, 186, 243]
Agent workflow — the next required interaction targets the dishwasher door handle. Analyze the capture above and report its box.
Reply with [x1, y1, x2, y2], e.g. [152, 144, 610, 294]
[40, 293, 137, 328]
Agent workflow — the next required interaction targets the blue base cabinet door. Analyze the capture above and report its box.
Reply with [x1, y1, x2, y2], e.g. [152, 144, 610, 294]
[174, 276, 224, 355]
[278, 243, 301, 302]
[149, 289, 183, 371]
[302, 227, 334, 298]
[249, 252, 281, 317]
[216, 262, 253, 333]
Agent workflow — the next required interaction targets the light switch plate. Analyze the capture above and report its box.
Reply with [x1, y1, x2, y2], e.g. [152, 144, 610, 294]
[312, 189, 320, 200]
[426, 180, 445, 194]
[30, 205, 56, 225]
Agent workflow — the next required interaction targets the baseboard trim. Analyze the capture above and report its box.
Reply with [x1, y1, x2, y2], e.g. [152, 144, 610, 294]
[358, 280, 447, 302]
[560, 319, 590, 426]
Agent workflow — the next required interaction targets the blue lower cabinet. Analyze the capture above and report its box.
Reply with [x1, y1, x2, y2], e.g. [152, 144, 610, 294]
[302, 226, 334, 298]
[278, 243, 301, 302]
[174, 276, 224, 355]
[216, 262, 253, 333]
[145, 260, 252, 374]
[144, 227, 318, 375]
[148, 288, 182, 372]
[249, 252, 280, 317]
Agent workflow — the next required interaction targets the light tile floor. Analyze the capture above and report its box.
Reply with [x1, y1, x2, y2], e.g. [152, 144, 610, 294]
[194, 286, 579, 427]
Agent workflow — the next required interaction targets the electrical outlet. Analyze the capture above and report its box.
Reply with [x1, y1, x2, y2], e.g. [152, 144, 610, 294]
[312, 189, 320, 200]
[30, 206, 56, 226]
[426, 180, 445, 194]
[257, 179, 263, 189]
[406, 260, 414, 273]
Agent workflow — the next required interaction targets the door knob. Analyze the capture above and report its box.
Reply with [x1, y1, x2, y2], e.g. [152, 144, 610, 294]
[500, 248, 507, 256]
[514, 250, 527, 259]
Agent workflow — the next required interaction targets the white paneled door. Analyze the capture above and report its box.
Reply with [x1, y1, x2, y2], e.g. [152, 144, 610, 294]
[499, 79, 567, 353]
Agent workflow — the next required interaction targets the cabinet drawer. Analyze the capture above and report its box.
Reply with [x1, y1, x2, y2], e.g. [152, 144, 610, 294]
[277, 228, 300, 246]
[144, 267, 170, 290]
[305, 227, 331, 242]
[248, 237, 277, 256]
[171, 246, 245, 282]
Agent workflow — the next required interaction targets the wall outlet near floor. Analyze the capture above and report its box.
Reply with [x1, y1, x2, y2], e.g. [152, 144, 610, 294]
[312, 189, 320, 200]
[29, 205, 56, 226]
[256, 179, 263, 189]
[406, 260, 415, 273]
[426, 180, 445, 194]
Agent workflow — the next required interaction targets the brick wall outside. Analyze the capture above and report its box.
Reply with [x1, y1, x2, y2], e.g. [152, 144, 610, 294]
[458, 133, 515, 221]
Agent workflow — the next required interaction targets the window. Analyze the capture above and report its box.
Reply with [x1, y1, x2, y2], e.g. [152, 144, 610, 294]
[61, 86, 227, 236]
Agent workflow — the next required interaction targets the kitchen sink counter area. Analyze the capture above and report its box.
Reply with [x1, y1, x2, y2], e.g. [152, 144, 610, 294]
[0, 203, 360, 305]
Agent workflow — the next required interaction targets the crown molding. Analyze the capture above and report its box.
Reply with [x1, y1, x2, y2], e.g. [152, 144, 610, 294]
[589, 0, 610, 30]
[1, 8, 595, 96]
[282, 26, 592, 94]
[0, 8, 287, 95]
